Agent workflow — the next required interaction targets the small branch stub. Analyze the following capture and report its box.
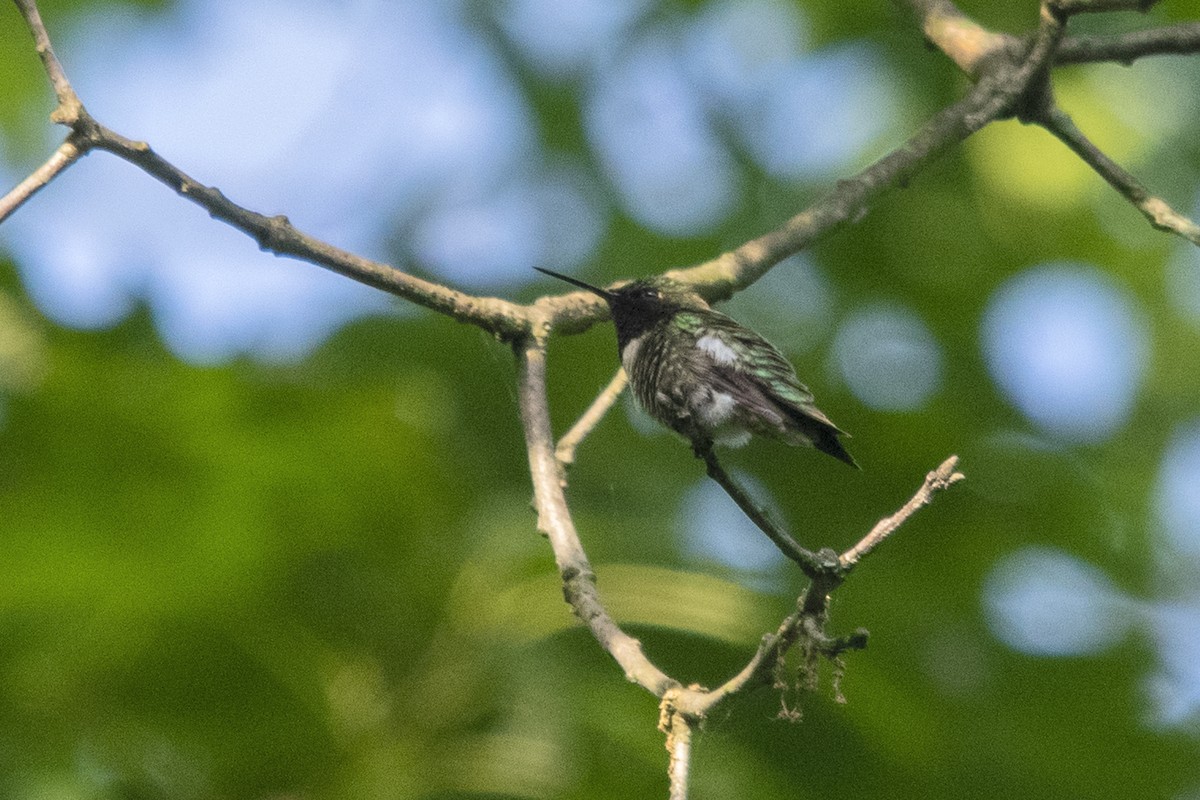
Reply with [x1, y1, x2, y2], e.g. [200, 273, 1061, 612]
[840, 455, 965, 570]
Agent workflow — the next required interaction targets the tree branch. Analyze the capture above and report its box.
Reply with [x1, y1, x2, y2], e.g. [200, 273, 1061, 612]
[899, 1, 1200, 248]
[905, 0, 1200, 74]
[699, 447, 830, 579]
[515, 330, 678, 696]
[1050, 0, 1159, 14]
[902, 0, 1010, 77]
[668, 4, 1068, 304]
[2, 1, 1169, 792]
[14, 0, 1196, 349]
[675, 589, 822, 719]
[555, 368, 629, 470]
[1035, 105, 1200, 246]
[839, 455, 965, 570]
[13, 0, 79, 115]
[0, 137, 82, 224]
[671, 455, 960, 720]
[1057, 22, 1200, 64]
[5, 0, 532, 341]
[660, 692, 693, 800]
[87, 118, 531, 337]
[661, 82, 992, 305]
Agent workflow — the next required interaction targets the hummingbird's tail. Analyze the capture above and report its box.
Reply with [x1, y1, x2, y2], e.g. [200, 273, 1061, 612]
[781, 405, 860, 469]
[811, 427, 860, 469]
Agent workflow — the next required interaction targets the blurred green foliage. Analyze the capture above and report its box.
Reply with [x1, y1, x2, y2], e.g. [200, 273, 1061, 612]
[4, 1, 1200, 798]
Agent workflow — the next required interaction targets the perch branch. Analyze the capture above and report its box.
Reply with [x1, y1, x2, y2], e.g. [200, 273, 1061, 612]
[699, 447, 830, 579]
[672, 455, 961, 720]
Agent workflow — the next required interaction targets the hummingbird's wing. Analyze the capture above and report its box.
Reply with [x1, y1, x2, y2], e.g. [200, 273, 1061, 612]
[685, 311, 858, 467]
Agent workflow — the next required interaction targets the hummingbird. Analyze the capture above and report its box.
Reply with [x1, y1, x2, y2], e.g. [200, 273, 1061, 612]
[535, 268, 858, 468]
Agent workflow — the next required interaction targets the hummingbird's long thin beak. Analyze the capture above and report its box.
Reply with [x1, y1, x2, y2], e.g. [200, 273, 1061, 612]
[533, 267, 614, 302]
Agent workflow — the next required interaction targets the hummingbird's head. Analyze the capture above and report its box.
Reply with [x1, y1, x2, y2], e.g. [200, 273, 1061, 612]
[534, 269, 707, 314]
[534, 268, 709, 348]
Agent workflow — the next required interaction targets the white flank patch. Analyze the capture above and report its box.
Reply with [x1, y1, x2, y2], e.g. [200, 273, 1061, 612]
[715, 429, 752, 448]
[700, 391, 737, 426]
[697, 334, 738, 365]
[699, 389, 751, 447]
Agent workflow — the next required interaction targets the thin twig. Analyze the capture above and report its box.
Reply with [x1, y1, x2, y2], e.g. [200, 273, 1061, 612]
[6, 0, 532, 340]
[1038, 105, 1200, 246]
[700, 448, 828, 579]
[677, 594, 813, 719]
[907, 1, 1200, 72]
[0, 137, 82, 224]
[88, 122, 531, 336]
[898, 3, 1200, 247]
[1050, 0, 1159, 14]
[13, 0, 79, 115]
[840, 455, 964, 570]
[665, 8, 1074, 306]
[1057, 22, 1200, 64]
[658, 84, 993, 308]
[555, 368, 629, 468]
[676, 456, 961, 719]
[705, 457, 955, 713]
[687, 452, 966, 715]
[547, 0, 1052, 328]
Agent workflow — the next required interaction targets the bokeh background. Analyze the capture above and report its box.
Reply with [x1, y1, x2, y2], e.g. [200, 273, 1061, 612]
[2, 0, 1200, 797]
